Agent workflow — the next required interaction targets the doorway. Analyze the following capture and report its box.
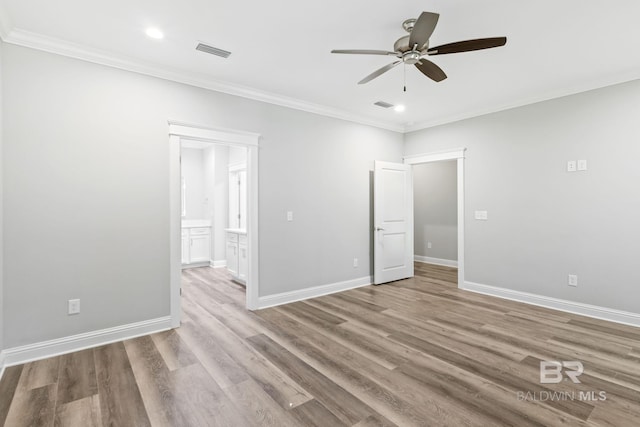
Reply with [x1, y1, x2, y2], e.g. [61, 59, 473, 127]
[169, 122, 260, 328]
[404, 148, 465, 288]
[413, 160, 457, 266]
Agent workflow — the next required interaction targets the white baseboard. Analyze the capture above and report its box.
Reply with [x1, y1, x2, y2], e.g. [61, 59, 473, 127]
[1, 316, 172, 367]
[181, 261, 210, 269]
[258, 276, 372, 309]
[0, 352, 6, 381]
[210, 260, 227, 268]
[462, 281, 640, 328]
[415, 255, 458, 268]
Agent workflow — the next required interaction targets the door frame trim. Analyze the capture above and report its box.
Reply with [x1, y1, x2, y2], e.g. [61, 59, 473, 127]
[404, 148, 466, 288]
[169, 121, 261, 328]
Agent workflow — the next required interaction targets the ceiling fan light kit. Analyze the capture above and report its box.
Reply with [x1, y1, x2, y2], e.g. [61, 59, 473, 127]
[331, 11, 507, 85]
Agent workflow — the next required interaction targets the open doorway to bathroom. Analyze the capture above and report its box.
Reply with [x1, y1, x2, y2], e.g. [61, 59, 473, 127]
[169, 122, 260, 327]
[180, 141, 247, 275]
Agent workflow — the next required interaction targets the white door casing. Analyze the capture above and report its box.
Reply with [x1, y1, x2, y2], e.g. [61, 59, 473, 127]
[403, 148, 466, 288]
[373, 161, 414, 285]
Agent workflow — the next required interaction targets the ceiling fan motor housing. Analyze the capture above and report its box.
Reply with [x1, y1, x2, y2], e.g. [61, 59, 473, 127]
[394, 35, 428, 54]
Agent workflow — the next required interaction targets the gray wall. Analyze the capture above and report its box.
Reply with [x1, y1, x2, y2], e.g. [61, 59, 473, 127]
[413, 161, 457, 261]
[2, 44, 403, 348]
[405, 79, 640, 314]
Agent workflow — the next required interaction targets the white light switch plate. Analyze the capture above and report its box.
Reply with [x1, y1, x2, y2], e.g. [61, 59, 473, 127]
[474, 211, 488, 220]
[68, 299, 80, 315]
[577, 160, 587, 171]
[286, 211, 293, 221]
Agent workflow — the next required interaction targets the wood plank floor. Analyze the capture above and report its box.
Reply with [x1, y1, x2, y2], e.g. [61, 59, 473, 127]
[1, 263, 640, 426]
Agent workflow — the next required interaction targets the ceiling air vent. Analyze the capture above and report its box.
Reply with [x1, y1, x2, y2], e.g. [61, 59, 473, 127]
[196, 43, 231, 58]
[374, 101, 394, 109]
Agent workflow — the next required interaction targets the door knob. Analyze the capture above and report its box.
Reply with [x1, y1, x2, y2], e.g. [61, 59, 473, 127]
[375, 227, 385, 231]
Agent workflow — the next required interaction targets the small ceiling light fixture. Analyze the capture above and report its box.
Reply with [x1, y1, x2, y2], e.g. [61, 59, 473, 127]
[394, 104, 406, 113]
[146, 27, 164, 40]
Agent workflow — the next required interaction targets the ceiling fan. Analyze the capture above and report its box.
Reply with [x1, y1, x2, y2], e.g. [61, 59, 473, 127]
[331, 12, 506, 84]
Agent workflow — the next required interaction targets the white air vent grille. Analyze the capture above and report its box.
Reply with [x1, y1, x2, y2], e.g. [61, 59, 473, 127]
[196, 43, 231, 58]
[374, 101, 394, 108]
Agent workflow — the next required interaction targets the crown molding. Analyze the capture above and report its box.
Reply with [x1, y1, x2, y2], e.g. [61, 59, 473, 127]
[2, 20, 638, 136]
[404, 69, 640, 133]
[1, 27, 404, 133]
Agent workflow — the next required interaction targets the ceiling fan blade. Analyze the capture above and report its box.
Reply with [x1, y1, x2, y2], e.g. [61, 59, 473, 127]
[358, 61, 401, 84]
[427, 37, 507, 55]
[415, 59, 447, 82]
[331, 49, 397, 56]
[409, 12, 439, 49]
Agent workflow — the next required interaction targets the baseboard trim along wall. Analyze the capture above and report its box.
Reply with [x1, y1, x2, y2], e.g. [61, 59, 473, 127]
[462, 281, 640, 328]
[182, 261, 210, 269]
[210, 260, 227, 268]
[1, 316, 172, 368]
[257, 276, 372, 309]
[0, 353, 6, 381]
[415, 255, 458, 268]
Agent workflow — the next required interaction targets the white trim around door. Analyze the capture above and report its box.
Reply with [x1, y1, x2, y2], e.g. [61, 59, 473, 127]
[169, 121, 261, 327]
[404, 148, 466, 288]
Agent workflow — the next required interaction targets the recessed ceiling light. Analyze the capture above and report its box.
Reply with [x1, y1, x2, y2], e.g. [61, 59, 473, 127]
[146, 28, 164, 40]
[394, 105, 406, 113]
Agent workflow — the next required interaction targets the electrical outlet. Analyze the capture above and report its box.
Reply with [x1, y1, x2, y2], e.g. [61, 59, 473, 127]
[286, 211, 293, 221]
[353, 258, 358, 268]
[568, 275, 578, 287]
[68, 299, 80, 315]
[427, 242, 432, 249]
[567, 160, 577, 172]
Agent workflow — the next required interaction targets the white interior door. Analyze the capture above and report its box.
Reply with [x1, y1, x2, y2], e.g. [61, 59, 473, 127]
[374, 161, 414, 285]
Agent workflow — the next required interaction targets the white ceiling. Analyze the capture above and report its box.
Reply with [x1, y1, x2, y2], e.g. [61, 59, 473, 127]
[1, 0, 639, 132]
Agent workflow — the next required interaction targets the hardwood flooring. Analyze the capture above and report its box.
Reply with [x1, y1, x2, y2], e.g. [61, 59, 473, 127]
[1, 263, 639, 426]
